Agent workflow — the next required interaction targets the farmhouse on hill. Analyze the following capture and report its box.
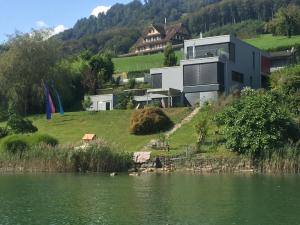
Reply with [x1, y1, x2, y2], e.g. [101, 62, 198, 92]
[131, 23, 190, 55]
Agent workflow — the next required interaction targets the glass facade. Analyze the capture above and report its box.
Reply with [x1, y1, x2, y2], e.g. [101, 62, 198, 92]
[183, 62, 224, 86]
[186, 43, 235, 62]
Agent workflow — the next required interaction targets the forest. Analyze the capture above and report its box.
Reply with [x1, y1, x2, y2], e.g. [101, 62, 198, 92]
[55, 0, 300, 56]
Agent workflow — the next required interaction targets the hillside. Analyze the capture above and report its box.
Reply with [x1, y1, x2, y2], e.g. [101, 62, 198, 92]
[245, 34, 300, 51]
[12, 108, 190, 152]
[113, 51, 183, 73]
[113, 34, 300, 73]
[56, 0, 297, 56]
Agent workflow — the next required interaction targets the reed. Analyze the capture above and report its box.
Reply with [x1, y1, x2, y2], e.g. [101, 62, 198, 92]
[0, 139, 133, 173]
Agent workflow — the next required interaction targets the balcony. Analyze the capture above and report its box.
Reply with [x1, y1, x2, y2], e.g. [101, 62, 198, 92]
[185, 48, 229, 60]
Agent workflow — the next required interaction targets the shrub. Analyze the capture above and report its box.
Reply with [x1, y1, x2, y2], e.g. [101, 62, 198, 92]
[195, 118, 208, 150]
[115, 92, 132, 109]
[130, 107, 173, 135]
[82, 96, 93, 111]
[1, 135, 29, 155]
[0, 127, 8, 139]
[7, 114, 38, 134]
[216, 88, 300, 158]
[270, 64, 300, 115]
[29, 134, 58, 146]
[127, 78, 136, 89]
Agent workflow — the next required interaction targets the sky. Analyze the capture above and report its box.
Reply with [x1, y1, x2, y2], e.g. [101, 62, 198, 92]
[0, 0, 132, 43]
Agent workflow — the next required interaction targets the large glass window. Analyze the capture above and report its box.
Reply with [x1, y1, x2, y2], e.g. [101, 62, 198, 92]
[151, 73, 162, 88]
[194, 43, 228, 59]
[183, 62, 224, 86]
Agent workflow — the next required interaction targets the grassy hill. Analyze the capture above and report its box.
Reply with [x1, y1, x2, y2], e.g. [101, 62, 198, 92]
[113, 34, 300, 73]
[245, 34, 300, 51]
[113, 51, 183, 73]
[5, 108, 190, 153]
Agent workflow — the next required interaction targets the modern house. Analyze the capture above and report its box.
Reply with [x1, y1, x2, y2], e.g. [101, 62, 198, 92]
[269, 48, 298, 72]
[140, 34, 270, 106]
[87, 34, 275, 111]
[131, 23, 190, 55]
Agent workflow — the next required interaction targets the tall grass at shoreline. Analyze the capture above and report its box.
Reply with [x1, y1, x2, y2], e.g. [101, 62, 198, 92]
[0, 140, 133, 173]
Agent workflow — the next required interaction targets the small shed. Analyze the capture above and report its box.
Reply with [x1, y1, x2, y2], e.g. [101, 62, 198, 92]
[82, 134, 97, 142]
[133, 152, 151, 164]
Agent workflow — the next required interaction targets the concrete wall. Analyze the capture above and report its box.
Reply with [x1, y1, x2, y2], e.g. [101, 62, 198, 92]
[87, 94, 114, 111]
[150, 66, 183, 91]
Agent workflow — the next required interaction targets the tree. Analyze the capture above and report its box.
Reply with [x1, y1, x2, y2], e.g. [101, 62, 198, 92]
[0, 31, 61, 116]
[164, 43, 177, 67]
[82, 96, 93, 111]
[266, 4, 300, 38]
[216, 88, 300, 158]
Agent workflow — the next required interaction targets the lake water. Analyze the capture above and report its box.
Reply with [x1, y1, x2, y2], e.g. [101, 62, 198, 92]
[0, 173, 299, 225]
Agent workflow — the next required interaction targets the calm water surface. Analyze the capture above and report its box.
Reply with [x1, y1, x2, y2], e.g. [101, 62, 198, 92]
[0, 173, 299, 225]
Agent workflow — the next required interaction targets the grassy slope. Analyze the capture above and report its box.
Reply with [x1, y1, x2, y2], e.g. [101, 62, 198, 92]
[245, 34, 300, 50]
[113, 50, 183, 73]
[22, 108, 190, 153]
[113, 34, 300, 73]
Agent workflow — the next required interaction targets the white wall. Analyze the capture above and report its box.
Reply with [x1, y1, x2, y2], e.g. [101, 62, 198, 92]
[87, 94, 114, 111]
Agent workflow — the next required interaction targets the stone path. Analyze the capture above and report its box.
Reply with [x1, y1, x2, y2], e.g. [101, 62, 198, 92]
[141, 107, 200, 151]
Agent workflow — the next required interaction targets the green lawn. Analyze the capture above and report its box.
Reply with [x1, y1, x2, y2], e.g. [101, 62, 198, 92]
[9, 108, 189, 153]
[113, 50, 183, 73]
[113, 34, 300, 74]
[245, 34, 300, 51]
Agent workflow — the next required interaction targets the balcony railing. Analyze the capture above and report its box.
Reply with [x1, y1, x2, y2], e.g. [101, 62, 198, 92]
[185, 48, 229, 60]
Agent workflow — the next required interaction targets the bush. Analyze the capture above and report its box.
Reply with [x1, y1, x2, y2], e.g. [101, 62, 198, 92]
[270, 64, 300, 115]
[115, 92, 132, 109]
[127, 78, 136, 89]
[0, 127, 8, 139]
[1, 135, 29, 155]
[7, 115, 38, 134]
[130, 107, 173, 135]
[82, 96, 93, 111]
[216, 88, 300, 158]
[1, 134, 58, 155]
[29, 134, 58, 146]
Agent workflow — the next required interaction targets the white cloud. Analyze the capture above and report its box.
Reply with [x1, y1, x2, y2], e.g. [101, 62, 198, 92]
[52, 24, 67, 35]
[91, 5, 111, 17]
[36, 20, 48, 28]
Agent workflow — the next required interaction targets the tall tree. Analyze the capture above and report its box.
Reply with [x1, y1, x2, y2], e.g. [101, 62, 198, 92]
[163, 43, 177, 67]
[0, 31, 61, 116]
[266, 4, 300, 38]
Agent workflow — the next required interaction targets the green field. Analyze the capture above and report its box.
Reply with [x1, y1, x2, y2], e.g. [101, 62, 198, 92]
[3, 108, 190, 153]
[113, 50, 183, 73]
[245, 34, 300, 50]
[113, 34, 300, 73]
